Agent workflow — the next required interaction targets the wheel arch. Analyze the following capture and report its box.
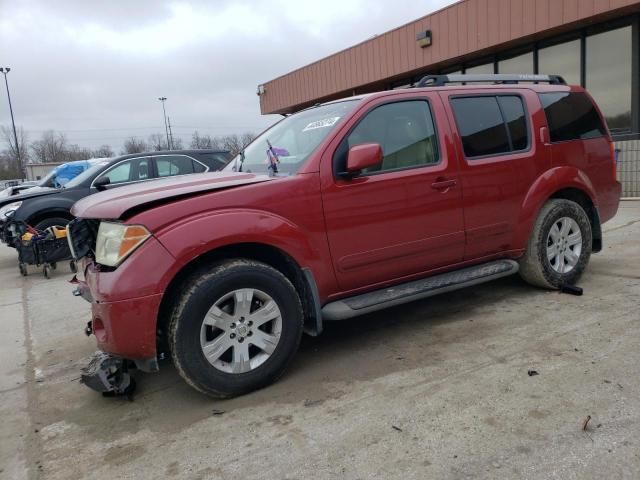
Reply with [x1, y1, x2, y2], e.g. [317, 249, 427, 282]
[26, 208, 74, 227]
[549, 188, 601, 252]
[516, 167, 601, 252]
[156, 242, 322, 355]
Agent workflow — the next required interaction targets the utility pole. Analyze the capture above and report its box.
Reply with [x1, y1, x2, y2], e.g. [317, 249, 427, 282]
[167, 116, 175, 150]
[0, 67, 23, 179]
[158, 97, 170, 150]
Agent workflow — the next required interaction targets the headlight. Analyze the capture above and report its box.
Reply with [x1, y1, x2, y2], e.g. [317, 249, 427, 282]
[0, 201, 22, 219]
[95, 221, 151, 267]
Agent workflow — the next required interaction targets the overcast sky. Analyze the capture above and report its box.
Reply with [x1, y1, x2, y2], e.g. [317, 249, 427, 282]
[0, 0, 454, 152]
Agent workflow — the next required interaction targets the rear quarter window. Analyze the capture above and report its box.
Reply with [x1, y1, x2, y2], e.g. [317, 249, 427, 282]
[538, 92, 607, 142]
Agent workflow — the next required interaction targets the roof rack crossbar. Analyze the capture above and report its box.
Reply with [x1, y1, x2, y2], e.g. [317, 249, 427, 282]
[414, 74, 566, 88]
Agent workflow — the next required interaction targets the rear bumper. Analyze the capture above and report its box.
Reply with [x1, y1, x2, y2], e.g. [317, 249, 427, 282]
[599, 181, 622, 224]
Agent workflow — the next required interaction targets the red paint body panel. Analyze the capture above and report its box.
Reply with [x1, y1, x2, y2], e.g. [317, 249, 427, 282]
[76, 84, 621, 363]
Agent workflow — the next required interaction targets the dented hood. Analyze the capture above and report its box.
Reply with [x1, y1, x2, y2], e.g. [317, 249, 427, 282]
[71, 172, 273, 219]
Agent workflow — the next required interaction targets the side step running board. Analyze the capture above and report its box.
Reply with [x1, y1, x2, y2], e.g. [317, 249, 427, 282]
[322, 259, 519, 321]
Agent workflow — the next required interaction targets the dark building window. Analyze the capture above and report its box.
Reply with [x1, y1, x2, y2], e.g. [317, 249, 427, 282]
[465, 63, 493, 75]
[451, 96, 529, 158]
[498, 52, 534, 74]
[586, 26, 632, 133]
[538, 39, 581, 86]
[539, 92, 607, 142]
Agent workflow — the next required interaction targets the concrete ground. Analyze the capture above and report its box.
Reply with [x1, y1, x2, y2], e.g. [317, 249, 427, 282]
[1, 202, 639, 480]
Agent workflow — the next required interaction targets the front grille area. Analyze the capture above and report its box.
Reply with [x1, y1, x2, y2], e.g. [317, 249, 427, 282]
[67, 218, 99, 259]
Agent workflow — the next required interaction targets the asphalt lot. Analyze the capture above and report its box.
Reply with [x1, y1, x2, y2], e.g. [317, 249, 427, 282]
[1, 202, 639, 480]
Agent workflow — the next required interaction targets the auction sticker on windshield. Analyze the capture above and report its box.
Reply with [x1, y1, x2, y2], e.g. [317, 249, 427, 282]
[302, 116, 340, 132]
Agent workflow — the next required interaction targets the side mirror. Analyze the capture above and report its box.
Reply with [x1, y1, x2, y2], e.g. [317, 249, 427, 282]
[94, 176, 111, 191]
[342, 143, 383, 177]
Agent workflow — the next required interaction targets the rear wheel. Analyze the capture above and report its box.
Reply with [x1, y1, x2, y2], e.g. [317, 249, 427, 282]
[519, 199, 592, 289]
[169, 259, 304, 398]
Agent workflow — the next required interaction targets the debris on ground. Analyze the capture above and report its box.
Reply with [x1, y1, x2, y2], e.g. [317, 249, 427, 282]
[392, 425, 403, 432]
[527, 369, 539, 377]
[582, 415, 592, 431]
[559, 284, 583, 296]
[211, 409, 225, 416]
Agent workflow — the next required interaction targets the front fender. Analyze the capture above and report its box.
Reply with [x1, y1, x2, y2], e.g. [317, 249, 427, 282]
[153, 208, 328, 292]
[514, 167, 597, 249]
[14, 191, 86, 223]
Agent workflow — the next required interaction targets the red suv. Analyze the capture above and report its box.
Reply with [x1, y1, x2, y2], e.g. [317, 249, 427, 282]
[68, 74, 621, 398]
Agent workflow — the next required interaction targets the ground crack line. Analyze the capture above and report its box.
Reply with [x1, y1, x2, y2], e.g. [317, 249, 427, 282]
[603, 218, 640, 233]
[22, 280, 45, 480]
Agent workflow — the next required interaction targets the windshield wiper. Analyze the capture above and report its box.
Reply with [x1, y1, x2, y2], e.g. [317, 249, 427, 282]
[266, 139, 279, 175]
[234, 150, 246, 172]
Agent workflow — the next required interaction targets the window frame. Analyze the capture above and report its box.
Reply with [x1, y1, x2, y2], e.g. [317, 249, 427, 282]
[449, 93, 532, 161]
[332, 97, 442, 178]
[153, 154, 209, 178]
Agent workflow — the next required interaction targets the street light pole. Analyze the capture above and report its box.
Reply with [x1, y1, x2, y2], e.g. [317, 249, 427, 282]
[0, 67, 23, 179]
[158, 97, 171, 150]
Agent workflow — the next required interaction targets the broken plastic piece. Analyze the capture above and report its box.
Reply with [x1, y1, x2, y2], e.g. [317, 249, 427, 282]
[559, 284, 583, 296]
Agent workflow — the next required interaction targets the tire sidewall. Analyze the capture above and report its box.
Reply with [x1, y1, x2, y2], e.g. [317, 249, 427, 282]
[34, 217, 70, 231]
[536, 201, 592, 287]
[171, 261, 303, 397]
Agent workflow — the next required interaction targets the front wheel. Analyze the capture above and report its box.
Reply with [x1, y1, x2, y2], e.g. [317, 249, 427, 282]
[169, 259, 304, 398]
[519, 199, 592, 289]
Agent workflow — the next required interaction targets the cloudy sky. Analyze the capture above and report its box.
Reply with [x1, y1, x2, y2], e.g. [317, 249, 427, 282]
[0, 0, 454, 152]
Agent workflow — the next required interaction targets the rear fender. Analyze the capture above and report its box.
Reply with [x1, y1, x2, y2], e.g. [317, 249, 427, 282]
[514, 167, 597, 249]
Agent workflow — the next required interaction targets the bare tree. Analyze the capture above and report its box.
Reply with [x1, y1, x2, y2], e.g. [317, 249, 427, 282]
[122, 137, 148, 154]
[30, 130, 68, 163]
[0, 125, 28, 173]
[65, 144, 94, 161]
[218, 134, 243, 155]
[190, 131, 213, 149]
[240, 132, 257, 147]
[92, 145, 114, 158]
[148, 133, 168, 151]
[171, 136, 184, 150]
[213, 133, 257, 155]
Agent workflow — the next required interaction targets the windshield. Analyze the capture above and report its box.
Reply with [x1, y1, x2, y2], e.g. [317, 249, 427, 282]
[223, 100, 359, 175]
[64, 161, 110, 188]
[37, 168, 60, 188]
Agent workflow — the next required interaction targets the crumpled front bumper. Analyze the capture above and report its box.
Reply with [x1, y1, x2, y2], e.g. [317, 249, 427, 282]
[73, 236, 176, 369]
[81, 351, 135, 395]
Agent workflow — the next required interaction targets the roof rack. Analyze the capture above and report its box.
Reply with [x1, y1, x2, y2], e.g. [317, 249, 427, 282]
[414, 74, 566, 88]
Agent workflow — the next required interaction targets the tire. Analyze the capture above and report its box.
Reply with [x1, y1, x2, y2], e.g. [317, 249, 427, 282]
[169, 259, 304, 398]
[519, 199, 592, 289]
[33, 217, 70, 232]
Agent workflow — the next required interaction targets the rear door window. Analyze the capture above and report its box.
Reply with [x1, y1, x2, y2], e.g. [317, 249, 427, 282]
[450, 95, 529, 158]
[538, 92, 607, 142]
[155, 155, 196, 177]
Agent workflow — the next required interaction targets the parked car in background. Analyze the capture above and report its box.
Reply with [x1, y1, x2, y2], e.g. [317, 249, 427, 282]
[0, 181, 38, 199]
[0, 158, 109, 200]
[68, 74, 621, 399]
[0, 149, 231, 246]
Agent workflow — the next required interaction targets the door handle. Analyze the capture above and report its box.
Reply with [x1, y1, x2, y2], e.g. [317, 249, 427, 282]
[431, 178, 457, 191]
